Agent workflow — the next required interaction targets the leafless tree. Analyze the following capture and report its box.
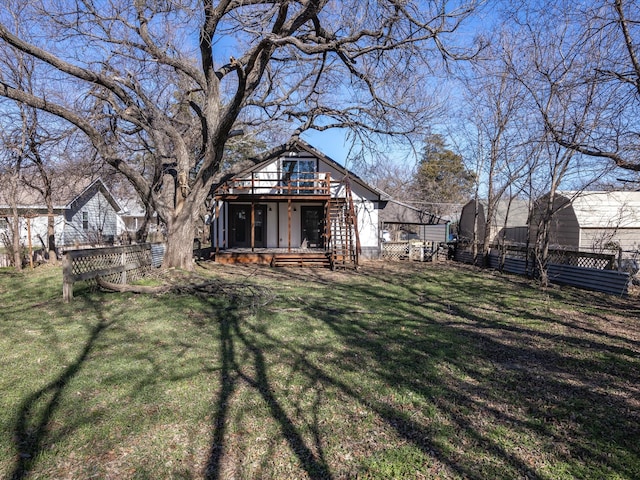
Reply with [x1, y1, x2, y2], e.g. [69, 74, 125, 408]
[504, 4, 617, 285]
[0, 134, 25, 269]
[460, 38, 532, 266]
[511, 0, 640, 172]
[0, 15, 85, 265]
[0, 0, 483, 269]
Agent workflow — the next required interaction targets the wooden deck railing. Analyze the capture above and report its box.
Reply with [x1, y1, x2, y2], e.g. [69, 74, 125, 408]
[217, 172, 332, 196]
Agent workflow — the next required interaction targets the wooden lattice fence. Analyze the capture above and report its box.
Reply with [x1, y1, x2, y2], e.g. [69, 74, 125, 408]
[457, 244, 616, 270]
[62, 243, 165, 302]
[382, 241, 439, 261]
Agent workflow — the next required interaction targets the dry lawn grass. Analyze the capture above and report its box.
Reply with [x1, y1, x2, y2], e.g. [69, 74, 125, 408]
[1, 260, 638, 479]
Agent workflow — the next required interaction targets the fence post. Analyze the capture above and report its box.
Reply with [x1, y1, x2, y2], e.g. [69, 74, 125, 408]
[62, 253, 73, 303]
[121, 249, 127, 284]
[618, 247, 623, 271]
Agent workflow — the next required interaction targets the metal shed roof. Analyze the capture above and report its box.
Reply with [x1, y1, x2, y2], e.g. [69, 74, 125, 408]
[557, 191, 640, 229]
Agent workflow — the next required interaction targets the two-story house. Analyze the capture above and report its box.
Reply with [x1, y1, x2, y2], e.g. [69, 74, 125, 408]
[210, 140, 385, 268]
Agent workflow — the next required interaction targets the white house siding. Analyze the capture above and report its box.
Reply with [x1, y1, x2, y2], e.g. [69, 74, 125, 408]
[246, 154, 331, 195]
[354, 199, 380, 258]
[276, 202, 303, 248]
[7, 212, 65, 251]
[213, 200, 225, 249]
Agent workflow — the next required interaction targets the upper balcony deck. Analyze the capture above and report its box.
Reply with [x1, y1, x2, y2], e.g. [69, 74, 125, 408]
[215, 171, 338, 200]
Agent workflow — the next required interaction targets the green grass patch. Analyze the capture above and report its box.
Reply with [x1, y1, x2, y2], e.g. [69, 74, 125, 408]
[0, 261, 638, 479]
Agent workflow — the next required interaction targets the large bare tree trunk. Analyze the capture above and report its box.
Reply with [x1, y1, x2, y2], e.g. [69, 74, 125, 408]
[163, 210, 195, 270]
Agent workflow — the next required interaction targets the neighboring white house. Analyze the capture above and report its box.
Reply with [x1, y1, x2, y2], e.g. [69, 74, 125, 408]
[529, 191, 640, 254]
[209, 140, 384, 265]
[0, 178, 123, 252]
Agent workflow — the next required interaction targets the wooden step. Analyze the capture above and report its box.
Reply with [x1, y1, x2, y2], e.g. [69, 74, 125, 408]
[271, 253, 331, 268]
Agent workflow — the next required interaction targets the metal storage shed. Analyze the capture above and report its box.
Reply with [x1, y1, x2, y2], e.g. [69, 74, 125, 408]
[529, 191, 640, 253]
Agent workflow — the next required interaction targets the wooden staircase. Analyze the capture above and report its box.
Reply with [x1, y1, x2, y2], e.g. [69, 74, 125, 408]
[326, 179, 360, 270]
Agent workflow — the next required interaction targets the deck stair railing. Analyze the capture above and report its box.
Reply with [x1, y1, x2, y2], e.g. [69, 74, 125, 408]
[326, 177, 359, 269]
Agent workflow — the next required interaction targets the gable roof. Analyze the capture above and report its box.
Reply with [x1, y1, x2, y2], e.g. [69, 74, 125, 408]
[234, 138, 384, 199]
[66, 178, 123, 213]
[0, 177, 122, 213]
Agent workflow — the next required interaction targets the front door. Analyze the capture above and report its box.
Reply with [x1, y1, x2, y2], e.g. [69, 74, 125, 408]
[230, 204, 267, 248]
[301, 206, 325, 248]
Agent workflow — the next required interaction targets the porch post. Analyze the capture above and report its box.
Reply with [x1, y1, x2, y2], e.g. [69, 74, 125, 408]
[222, 203, 226, 249]
[214, 199, 220, 253]
[277, 201, 281, 248]
[251, 201, 255, 252]
[287, 199, 292, 252]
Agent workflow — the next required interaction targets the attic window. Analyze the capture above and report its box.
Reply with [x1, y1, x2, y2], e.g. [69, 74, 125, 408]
[82, 211, 88, 230]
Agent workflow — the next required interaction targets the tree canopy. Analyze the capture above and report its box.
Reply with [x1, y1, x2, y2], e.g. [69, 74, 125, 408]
[0, 0, 482, 268]
[415, 134, 475, 215]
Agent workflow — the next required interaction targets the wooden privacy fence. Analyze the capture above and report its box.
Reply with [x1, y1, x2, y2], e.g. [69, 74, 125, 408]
[62, 243, 165, 302]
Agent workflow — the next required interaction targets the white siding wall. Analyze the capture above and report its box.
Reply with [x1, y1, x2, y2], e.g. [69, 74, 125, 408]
[277, 202, 303, 247]
[355, 199, 378, 248]
[4, 214, 65, 249]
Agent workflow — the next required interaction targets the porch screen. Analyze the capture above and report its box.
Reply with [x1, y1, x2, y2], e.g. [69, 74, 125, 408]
[281, 159, 316, 194]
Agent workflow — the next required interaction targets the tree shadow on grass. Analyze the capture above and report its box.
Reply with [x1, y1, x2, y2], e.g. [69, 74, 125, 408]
[203, 295, 333, 480]
[199, 262, 639, 479]
[10, 315, 113, 480]
[312, 274, 640, 479]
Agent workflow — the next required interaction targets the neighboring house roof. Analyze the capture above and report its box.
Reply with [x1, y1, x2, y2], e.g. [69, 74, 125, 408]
[554, 191, 640, 229]
[67, 179, 122, 212]
[234, 138, 384, 200]
[0, 177, 122, 213]
[118, 198, 147, 217]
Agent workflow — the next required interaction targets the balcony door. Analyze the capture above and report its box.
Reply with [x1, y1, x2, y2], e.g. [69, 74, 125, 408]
[230, 204, 266, 248]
